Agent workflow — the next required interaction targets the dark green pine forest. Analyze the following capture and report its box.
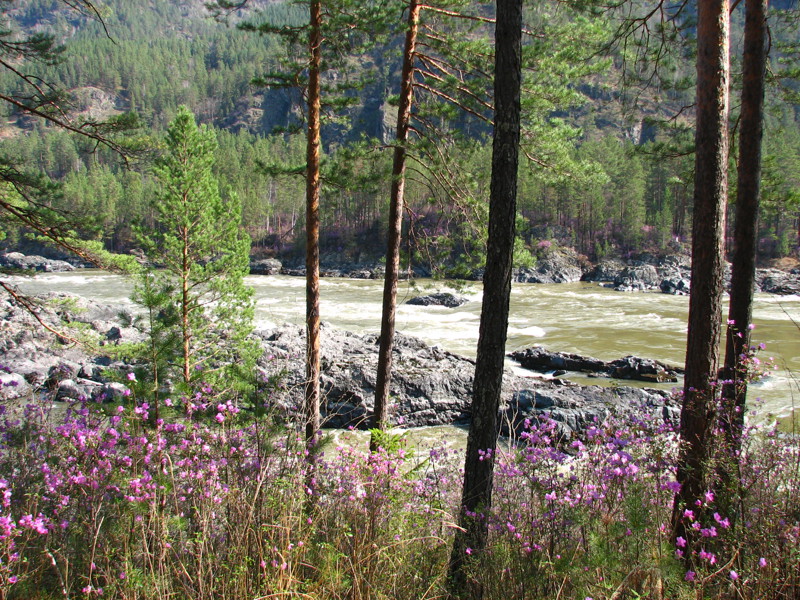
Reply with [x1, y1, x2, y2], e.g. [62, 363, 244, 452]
[0, 0, 798, 271]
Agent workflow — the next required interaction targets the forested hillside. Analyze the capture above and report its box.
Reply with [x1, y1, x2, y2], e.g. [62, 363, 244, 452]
[0, 0, 798, 270]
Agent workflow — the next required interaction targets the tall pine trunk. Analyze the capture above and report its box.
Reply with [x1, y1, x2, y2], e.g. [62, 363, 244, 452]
[672, 0, 730, 548]
[305, 0, 322, 445]
[371, 0, 421, 448]
[449, 0, 522, 593]
[721, 0, 767, 440]
[716, 0, 767, 521]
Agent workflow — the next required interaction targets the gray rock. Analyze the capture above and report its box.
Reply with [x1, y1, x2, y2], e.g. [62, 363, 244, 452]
[757, 269, 800, 295]
[508, 347, 681, 383]
[92, 382, 131, 402]
[250, 258, 283, 275]
[258, 325, 678, 437]
[504, 384, 676, 441]
[660, 277, 691, 295]
[55, 378, 101, 401]
[1, 252, 75, 272]
[581, 259, 628, 283]
[516, 248, 583, 284]
[613, 265, 661, 291]
[407, 292, 468, 308]
[1, 372, 30, 401]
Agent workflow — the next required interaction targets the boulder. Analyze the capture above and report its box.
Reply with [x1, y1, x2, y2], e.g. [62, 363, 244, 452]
[0, 252, 75, 272]
[406, 292, 468, 308]
[516, 248, 583, 284]
[1, 372, 30, 401]
[509, 347, 607, 373]
[613, 265, 661, 291]
[249, 258, 283, 275]
[504, 384, 677, 441]
[581, 259, 627, 283]
[660, 277, 691, 295]
[508, 347, 681, 383]
[757, 269, 800, 295]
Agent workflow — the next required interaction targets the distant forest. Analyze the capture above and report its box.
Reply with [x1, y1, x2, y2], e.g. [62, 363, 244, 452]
[0, 0, 798, 271]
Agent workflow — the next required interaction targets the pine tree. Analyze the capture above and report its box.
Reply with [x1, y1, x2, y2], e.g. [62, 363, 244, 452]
[449, 0, 522, 591]
[671, 0, 731, 554]
[136, 106, 256, 398]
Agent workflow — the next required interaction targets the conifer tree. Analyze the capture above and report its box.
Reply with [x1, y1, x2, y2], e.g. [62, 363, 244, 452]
[209, 0, 395, 445]
[449, 0, 522, 592]
[136, 106, 256, 398]
[671, 0, 731, 552]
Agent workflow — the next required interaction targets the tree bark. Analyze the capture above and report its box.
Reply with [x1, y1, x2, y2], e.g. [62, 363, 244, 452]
[449, 0, 522, 593]
[305, 0, 322, 445]
[371, 0, 421, 448]
[672, 0, 730, 546]
[721, 0, 767, 440]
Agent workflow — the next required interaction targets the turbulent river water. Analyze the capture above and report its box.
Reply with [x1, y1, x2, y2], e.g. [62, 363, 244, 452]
[12, 270, 800, 420]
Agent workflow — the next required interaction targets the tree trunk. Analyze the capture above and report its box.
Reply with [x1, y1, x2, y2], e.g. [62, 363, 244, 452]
[449, 0, 522, 593]
[305, 0, 322, 445]
[717, 0, 767, 521]
[672, 0, 730, 548]
[721, 0, 767, 440]
[371, 0, 421, 448]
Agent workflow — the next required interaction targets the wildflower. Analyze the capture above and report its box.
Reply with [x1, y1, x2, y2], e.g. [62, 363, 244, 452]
[675, 536, 687, 548]
[730, 570, 739, 581]
[704, 491, 714, 503]
[685, 571, 696, 582]
[713, 512, 730, 528]
[759, 557, 767, 568]
[465, 548, 473, 555]
[127, 372, 136, 382]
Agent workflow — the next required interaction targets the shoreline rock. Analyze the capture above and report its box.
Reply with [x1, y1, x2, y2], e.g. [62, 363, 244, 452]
[1, 252, 76, 272]
[4, 250, 798, 296]
[508, 347, 683, 383]
[1, 292, 678, 439]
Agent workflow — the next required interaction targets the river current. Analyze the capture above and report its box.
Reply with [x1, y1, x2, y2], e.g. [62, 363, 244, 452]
[11, 270, 800, 420]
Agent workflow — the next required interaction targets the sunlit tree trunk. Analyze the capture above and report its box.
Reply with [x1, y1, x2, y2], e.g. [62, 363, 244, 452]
[371, 0, 421, 448]
[449, 0, 522, 593]
[672, 0, 730, 549]
[305, 0, 322, 445]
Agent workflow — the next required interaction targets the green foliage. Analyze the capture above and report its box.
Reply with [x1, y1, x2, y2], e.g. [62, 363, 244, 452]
[134, 106, 257, 398]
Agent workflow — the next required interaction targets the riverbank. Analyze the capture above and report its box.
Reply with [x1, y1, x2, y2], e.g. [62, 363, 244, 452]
[4, 247, 800, 295]
[0, 291, 678, 439]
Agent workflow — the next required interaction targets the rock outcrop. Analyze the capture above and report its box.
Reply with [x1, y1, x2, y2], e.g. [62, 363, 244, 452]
[515, 247, 584, 284]
[1, 292, 679, 439]
[508, 346, 682, 383]
[1, 252, 75, 272]
[259, 324, 678, 437]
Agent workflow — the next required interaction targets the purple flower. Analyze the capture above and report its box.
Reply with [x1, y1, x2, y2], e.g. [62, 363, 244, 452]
[730, 570, 739, 581]
[685, 571, 696, 582]
[127, 372, 136, 382]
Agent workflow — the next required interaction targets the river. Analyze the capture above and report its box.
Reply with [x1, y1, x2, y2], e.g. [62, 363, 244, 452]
[10, 270, 800, 420]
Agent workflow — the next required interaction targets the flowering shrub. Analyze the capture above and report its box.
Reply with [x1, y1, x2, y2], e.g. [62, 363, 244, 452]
[0, 378, 797, 599]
